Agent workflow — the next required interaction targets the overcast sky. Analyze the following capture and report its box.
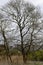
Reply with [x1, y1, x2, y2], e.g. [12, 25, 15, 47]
[0, 0, 43, 11]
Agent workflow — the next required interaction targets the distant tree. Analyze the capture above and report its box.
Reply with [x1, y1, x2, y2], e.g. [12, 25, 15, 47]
[0, 13, 14, 65]
[1, 0, 43, 63]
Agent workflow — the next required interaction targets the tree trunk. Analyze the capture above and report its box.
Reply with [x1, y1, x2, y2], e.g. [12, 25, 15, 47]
[20, 28, 27, 63]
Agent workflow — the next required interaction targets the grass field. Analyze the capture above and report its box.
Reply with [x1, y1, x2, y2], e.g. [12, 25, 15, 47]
[0, 55, 43, 65]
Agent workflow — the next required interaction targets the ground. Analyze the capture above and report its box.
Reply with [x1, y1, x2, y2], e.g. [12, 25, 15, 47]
[0, 55, 43, 65]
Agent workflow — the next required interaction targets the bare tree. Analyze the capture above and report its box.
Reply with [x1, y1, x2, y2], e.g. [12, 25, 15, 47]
[0, 13, 15, 65]
[1, 0, 43, 63]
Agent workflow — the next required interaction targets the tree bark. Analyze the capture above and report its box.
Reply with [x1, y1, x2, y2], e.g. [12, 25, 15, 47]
[20, 28, 27, 63]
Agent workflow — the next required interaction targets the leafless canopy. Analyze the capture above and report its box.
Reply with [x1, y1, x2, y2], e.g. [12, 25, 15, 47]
[0, 0, 43, 63]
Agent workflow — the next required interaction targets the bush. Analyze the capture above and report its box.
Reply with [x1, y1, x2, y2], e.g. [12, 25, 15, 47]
[27, 50, 43, 61]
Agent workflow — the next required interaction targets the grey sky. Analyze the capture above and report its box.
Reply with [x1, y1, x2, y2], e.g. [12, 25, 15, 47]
[0, 0, 43, 11]
[0, 0, 43, 6]
[0, 0, 9, 7]
[26, 0, 43, 6]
